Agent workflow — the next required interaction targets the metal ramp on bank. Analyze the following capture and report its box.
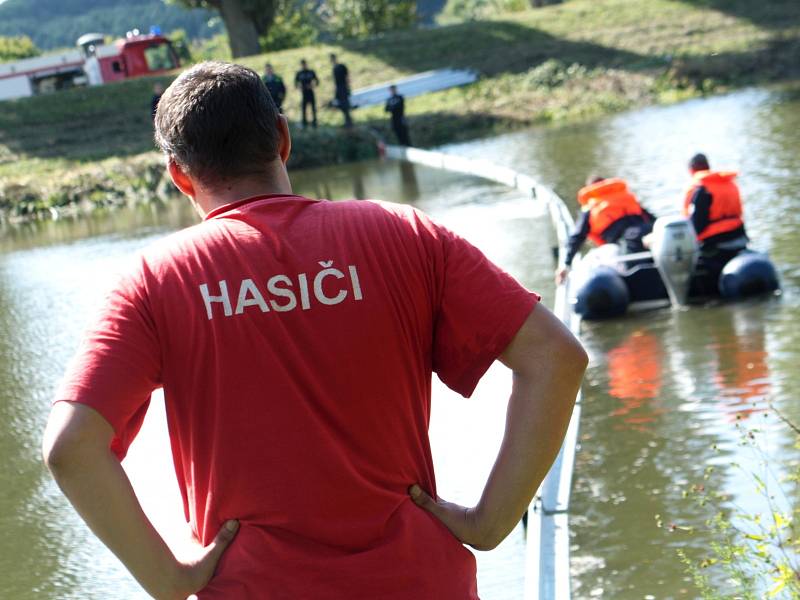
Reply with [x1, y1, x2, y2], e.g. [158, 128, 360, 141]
[349, 69, 478, 109]
[385, 145, 584, 600]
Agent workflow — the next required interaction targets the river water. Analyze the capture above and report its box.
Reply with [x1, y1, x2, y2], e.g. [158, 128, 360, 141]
[1, 84, 798, 598]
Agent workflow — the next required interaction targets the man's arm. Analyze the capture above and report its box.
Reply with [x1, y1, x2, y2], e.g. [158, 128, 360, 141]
[564, 210, 590, 267]
[410, 303, 587, 550]
[555, 210, 590, 284]
[642, 206, 658, 223]
[42, 401, 238, 599]
[689, 186, 712, 237]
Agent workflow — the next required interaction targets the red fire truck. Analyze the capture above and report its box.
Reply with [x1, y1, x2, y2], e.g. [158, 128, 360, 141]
[0, 30, 179, 101]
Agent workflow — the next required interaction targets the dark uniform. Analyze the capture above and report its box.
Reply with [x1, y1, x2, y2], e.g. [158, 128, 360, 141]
[262, 73, 286, 112]
[294, 68, 319, 128]
[385, 92, 411, 146]
[332, 62, 352, 127]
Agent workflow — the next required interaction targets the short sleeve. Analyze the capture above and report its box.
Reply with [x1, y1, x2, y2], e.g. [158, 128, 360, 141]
[431, 222, 539, 397]
[55, 266, 162, 459]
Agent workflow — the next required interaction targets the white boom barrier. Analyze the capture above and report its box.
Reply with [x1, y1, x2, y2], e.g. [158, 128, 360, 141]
[385, 145, 583, 600]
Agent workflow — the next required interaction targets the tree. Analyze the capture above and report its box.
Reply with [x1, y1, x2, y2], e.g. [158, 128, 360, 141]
[168, 0, 278, 57]
[321, 0, 416, 39]
[0, 35, 39, 62]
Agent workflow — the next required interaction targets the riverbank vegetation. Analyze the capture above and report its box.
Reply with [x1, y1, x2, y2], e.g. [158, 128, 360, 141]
[671, 408, 800, 598]
[1, 0, 799, 220]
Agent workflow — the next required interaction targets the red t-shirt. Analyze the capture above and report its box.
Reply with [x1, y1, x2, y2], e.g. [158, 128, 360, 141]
[57, 195, 538, 599]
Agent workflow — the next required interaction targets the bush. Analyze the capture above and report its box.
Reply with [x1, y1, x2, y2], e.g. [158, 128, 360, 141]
[0, 35, 40, 62]
[287, 126, 379, 169]
[440, 0, 528, 21]
[523, 59, 589, 88]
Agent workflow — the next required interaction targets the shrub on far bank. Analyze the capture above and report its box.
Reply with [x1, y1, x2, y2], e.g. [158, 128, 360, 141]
[0, 35, 40, 62]
[439, 0, 531, 22]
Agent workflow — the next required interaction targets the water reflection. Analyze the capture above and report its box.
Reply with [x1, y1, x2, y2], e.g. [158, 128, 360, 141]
[606, 330, 665, 430]
[399, 160, 421, 200]
[708, 306, 772, 421]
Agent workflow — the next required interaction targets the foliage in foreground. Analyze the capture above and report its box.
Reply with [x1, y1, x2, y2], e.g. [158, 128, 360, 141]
[675, 410, 800, 599]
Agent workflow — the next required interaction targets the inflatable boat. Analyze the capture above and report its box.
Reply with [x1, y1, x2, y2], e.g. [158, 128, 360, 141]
[571, 216, 780, 320]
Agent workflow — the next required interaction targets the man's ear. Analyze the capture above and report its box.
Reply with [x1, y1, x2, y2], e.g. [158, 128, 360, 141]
[167, 160, 196, 198]
[277, 115, 292, 165]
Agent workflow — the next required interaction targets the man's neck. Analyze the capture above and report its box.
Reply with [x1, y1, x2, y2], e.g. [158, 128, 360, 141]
[193, 171, 294, 217]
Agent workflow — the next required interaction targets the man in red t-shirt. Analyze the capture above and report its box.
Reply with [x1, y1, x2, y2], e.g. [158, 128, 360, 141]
[42, 62, 587, 599]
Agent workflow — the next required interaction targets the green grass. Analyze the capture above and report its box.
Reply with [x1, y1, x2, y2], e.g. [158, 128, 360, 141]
[1, 0, 799, 216]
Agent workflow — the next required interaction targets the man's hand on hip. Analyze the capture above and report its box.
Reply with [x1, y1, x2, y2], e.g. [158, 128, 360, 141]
[408, 485, 499, 551]
[169, 520, 239, 599]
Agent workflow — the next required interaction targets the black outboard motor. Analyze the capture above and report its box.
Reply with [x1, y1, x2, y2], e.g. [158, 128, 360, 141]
[719, 252, 780, 299]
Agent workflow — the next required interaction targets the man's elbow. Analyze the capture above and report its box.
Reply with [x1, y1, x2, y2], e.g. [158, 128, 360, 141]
[502, 305, 588, 382]
[563, 334, 589, 377]
[42, 420, 84, 477]
[41, 403, 111, 477]
[538, 333, 588, 401]
[42, 428, 77, 478]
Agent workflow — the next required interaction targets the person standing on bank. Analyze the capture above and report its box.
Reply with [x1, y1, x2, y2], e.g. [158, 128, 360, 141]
[261, 63, 286, 112]
[683, 152, 749, 294]
[385, 84, 411, 146]
[294, 58, 318, 128]
[42, 61, 587, 599]
[556, 176, 655, 284]
[330, 53, 352, 128]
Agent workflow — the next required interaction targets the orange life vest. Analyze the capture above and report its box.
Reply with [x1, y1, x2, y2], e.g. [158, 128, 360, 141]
[683, 170, 744, 241]
[577, 178, 643, 246]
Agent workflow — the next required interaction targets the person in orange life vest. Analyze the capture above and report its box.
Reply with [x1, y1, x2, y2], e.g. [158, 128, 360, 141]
[555, 176, 655, 284]
[41, 62, 587, 599]
[684, 153, 749, 295]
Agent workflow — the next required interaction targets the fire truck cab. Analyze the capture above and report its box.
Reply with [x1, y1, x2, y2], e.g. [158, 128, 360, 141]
[0, 30, 179, 101]
[79, 30, 179, 86]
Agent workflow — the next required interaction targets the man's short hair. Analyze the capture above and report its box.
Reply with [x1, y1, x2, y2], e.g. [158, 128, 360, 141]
[154, 61, 280, 185]
[586, 175, 605, 185]
[689, 153, 710, 171]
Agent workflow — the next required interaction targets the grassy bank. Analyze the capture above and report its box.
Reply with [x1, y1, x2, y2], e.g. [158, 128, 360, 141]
[1, 0, 799, 220]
